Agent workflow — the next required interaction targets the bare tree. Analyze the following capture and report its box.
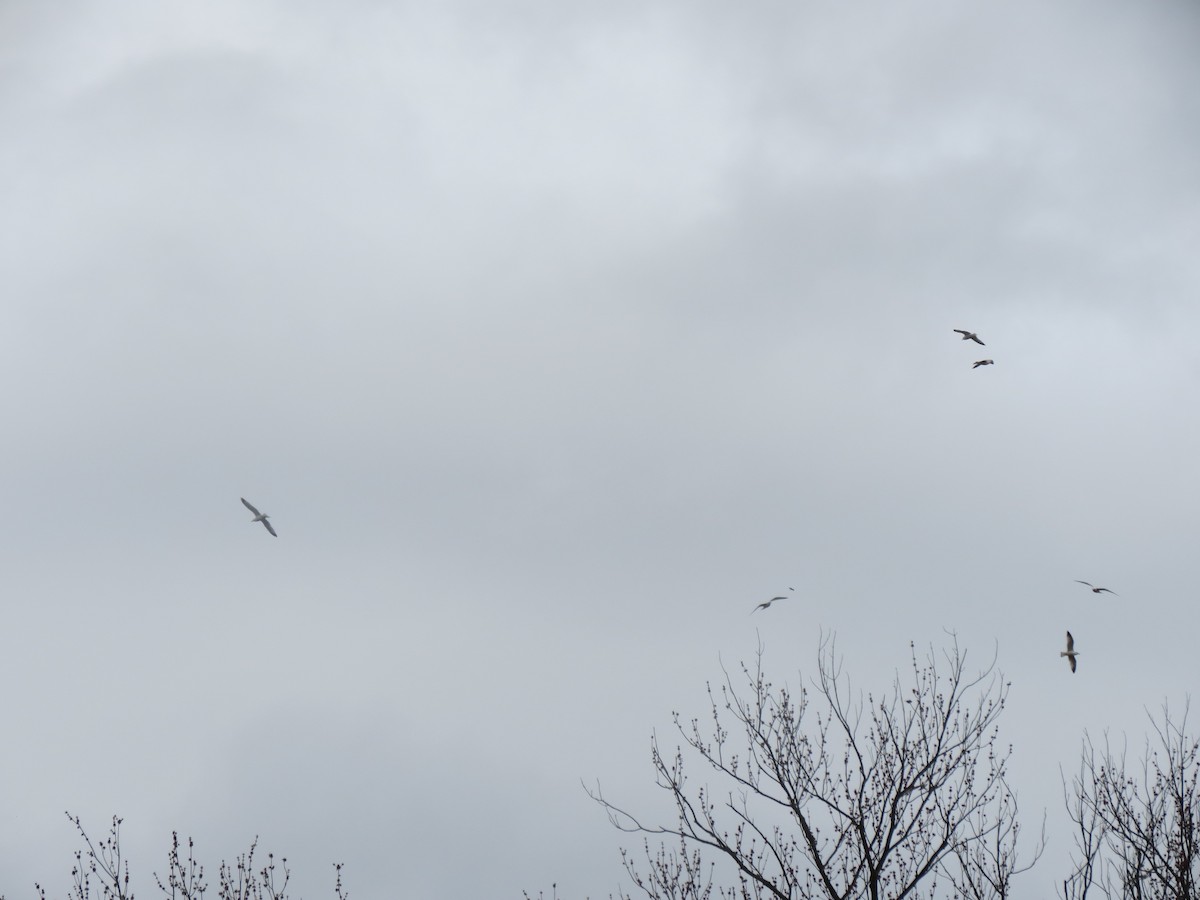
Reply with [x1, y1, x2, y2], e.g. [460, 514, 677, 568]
[589, 637, 1042, 900]
[1063, 703, 1200, 900]
[0, 813, 349, 900]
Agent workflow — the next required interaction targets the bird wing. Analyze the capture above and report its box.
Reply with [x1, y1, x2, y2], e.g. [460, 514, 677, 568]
[1075, 581, 1094, 589]
[241, 498, 262, 516]
[1069, 655, 1077, 673]
[1066, 631, 1074, 651]
[769, 596, 787, 602]
[970, 335, 985, 345]
[953, 329, 970, 337]
[262, 519, 278, 537]
[1097, 588, 1116, 595]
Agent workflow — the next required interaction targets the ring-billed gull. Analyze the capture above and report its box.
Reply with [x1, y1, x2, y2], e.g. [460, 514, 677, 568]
[241, 498, 277, 537]
[1060, 631, 1079, 673]
[954, 329, 986, 345]
[972, 359, 995, 369]
[1075, 580, 1116, 595]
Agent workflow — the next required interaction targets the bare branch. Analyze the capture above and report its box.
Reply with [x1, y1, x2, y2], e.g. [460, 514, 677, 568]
[590, 637, 1033, 900]
[1064, 701, 1200, 900]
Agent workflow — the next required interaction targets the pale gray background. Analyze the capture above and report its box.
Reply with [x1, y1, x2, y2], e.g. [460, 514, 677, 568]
[1, 2, 1198, 897]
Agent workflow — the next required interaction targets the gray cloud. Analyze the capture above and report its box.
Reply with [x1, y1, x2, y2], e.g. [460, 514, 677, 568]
[2, 2, 1199, 897]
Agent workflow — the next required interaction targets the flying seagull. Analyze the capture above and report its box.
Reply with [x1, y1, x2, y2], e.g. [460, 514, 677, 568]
[1075, 580, 1116, 595]
[240, 498, 277, 537]
[1060, 631, 1079, 673]
[752, 587, 795, 613]
[954, 329, 986, 345]
[973, 359, 994, 369]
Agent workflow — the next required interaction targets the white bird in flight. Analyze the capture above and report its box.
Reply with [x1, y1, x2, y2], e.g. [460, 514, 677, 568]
[241, 498, 277, 537]
[954, 329, 986, 345]
[1075, 580, 1116, 595]
[973, 359, 995, 369]
[1060, 631, 1079, 673]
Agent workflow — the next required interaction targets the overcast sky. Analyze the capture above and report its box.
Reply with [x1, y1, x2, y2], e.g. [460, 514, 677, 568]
[2, 2, 1199, 897]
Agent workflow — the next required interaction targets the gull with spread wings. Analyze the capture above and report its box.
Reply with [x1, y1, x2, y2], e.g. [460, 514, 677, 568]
[752, 587, 795, 613]
[1075, 580, 1116, 595]
[241, 498, 277, 537]
[954, 329, 986, 345]
[1061, 631, 1079, 673]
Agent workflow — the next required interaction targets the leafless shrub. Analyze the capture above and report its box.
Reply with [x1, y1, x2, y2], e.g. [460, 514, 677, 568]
[0, 814, 347, 900]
